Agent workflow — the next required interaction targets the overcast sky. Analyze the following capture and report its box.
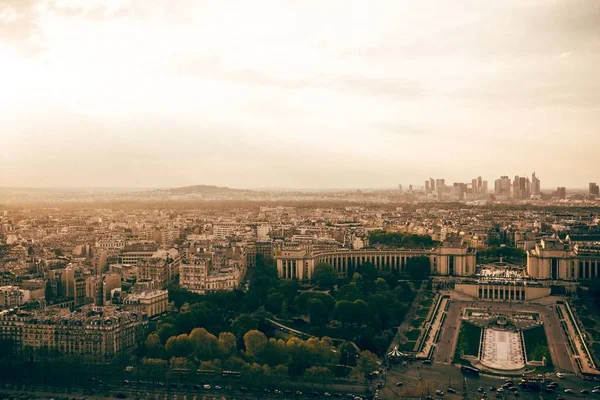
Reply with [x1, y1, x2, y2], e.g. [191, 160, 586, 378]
[1, 0, 599, 189]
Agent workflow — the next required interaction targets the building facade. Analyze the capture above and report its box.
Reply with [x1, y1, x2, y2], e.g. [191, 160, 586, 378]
[123, 289, 168, 318]
[0, 307, 148, 362]
[276, 237, 476, 280]
[527, 237, 600, 280]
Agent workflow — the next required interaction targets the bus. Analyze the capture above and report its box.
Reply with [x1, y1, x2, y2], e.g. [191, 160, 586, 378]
[461, 365, 480, 376]
[221, 370, 242, 378]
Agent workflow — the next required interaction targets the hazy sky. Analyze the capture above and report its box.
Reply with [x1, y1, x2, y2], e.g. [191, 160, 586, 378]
[1, 0, 599, 189]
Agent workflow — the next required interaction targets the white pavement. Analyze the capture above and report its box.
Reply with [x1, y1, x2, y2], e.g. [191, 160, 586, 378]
[480, 328, 525, 371]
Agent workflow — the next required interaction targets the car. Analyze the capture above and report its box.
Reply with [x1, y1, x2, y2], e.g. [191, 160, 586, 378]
[497, 388, 504, 393]
[425, 396, 434, 400]
[240, 386, 248, 391]
[595, 386, 600, 391]
[544, 388, 554, 393]
[203, 384, 211, 390]
[564, 389, 573, 394]
[396, 382, 404, 387]
[592, 389, 600, 394]
[557, 373, 565, 379]
[274, 389, 282, 394]
[325, 393, 331, 397]
[478, 387, 484, 393]
[513, 392, 519, 397]
[436, 390, 444, 396]
[509, 387, 518, 392]
[334, 394, 343, 398]
[193, 384, 200, 389]
[296, 391, 303, 396]
[423, 360, 432, 365]
[490, 387, 497, 392]
[581, 390, 590, 394]
[214, 386, 221, 390]
[557, 396, 564, 400]
[448, 388, 457, 394]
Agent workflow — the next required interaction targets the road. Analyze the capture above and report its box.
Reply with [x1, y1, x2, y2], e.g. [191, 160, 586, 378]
[380, 360, 597, 400]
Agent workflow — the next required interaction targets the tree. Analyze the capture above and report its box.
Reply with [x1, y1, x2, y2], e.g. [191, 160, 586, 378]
[217, 332, 237, 359]
[138, 358, 168, 378]
[405, 256, 431, 280]
[355, 350, 379, 382]
[169, 356, 193, 370]
[232, 314, 259, 338]
[157, 323, 177, 344]
[190, 328, 218, 360]
[165, 334, 195, 358]
[357, 262, 378, 283]
[314, 263, 337, 289]
[175, 311, 196, 333]
[265, 293, 285, 314]
[294, 292, 335, 315]
[145, 333, 165, 359]
[337, 283, 363, 302]
[303, 366, 333, 387]
[244, 330, 268, 359]
[339, 341, 359, 366]
[307, 298, 329, 326]
[278, 280, 299, 307]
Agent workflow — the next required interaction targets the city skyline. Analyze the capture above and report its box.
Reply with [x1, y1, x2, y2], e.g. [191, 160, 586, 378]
[2, 0, 600, 189]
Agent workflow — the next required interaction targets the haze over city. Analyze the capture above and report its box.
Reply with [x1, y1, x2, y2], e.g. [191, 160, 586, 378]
[2, 0, 600, 189]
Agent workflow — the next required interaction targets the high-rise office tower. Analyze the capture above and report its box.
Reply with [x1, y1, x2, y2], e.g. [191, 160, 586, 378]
[425, 180, 430, 193]
[471, 178, 478, 194]
[590, 183, 599, 197]
[482, 180, 488, 195]
[531, 172, 540, 196]
[430, 178, 435, 191]
[556, 187, 566, 199]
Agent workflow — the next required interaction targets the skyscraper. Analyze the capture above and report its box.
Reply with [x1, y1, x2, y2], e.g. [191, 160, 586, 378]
[471, 178, 478, 195]
[590, 183, 599, 197]
[531, 172, 541, 196]
[556, 187, 566, 199]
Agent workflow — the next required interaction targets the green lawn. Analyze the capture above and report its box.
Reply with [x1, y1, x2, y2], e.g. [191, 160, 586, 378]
[588, 329, 600, 341]
[417, 308, 430, 318]
[411, 317, 425, 328]
[453, 322, 481, 362]
[580, 316, 596, 329]
[592, 342, 600, 357]
[420, 298, 434, 307]
[398, 341, 417, 351]
[406, 329, 421, 340]
[523, 326, 552, 365]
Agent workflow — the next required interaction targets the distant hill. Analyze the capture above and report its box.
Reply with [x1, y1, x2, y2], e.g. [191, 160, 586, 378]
[166, 185, 253, 194]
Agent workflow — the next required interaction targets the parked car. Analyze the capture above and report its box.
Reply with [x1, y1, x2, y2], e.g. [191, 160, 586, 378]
[436, 390, 444, 396]
[396, 382, 404, 387]
[448, 388, 457, 394]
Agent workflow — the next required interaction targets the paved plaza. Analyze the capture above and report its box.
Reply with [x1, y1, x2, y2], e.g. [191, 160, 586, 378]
[480, 328, 525, 370]
[434, 299, 575, 373]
